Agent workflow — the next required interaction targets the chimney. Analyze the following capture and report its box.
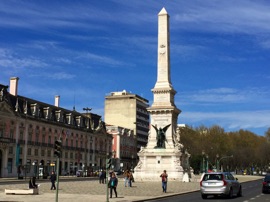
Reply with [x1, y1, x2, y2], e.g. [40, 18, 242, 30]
[55, 95, 60, 107]
[10, 77, 19, 96]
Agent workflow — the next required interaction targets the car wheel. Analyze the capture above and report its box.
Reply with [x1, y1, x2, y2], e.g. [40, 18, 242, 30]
[237, 186, 242, 197]
[201, 194, 207, 199]
[227, 188, 233, 198]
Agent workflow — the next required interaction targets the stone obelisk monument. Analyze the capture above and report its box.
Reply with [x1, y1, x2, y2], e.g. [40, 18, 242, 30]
[134, 8, 185, 181]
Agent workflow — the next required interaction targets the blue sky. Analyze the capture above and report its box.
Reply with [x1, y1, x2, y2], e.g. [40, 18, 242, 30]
[0, 0, 270, 136]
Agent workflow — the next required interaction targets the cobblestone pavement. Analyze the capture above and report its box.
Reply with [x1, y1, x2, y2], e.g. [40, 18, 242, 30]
[0, 175, 263, 202]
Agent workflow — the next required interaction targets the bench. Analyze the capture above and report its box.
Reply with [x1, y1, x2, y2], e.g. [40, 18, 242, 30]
[5, 188, 39, 195]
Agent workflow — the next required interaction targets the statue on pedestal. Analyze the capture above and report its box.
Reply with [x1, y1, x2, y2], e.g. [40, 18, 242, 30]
[152, 124, 171, 148]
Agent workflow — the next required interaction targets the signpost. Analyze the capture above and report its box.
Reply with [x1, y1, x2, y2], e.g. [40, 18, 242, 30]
[106, 157, 111, 202]
[54, 140, 62, 202]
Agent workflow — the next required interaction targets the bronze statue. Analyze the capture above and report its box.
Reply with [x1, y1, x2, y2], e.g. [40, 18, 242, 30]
[152, 124, 171, 148]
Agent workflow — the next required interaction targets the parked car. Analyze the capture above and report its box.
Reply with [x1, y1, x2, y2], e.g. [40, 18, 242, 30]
[76, 170, 83, 177]
[262, 174, 270, 193]
[200, 172, 242, 199]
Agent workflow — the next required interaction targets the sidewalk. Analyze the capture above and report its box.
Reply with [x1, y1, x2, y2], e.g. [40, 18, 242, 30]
[0, 175, 263, 202]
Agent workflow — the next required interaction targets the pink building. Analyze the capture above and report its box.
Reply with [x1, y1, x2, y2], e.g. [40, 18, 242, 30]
[106, 125, 137, 171]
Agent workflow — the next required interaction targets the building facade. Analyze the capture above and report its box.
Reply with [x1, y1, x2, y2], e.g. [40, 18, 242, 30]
[106, 125, 137, 171]
[0, 77, 112, 178]
[104, 90, 149, 153]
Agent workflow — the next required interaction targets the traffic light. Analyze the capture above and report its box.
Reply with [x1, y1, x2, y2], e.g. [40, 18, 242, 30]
[54, 140, 62, 158]
[106, 158, 112, 169]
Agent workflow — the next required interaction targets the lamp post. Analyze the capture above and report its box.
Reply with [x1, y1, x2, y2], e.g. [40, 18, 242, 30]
[216, 154, 220, 172]
[206, 154, 209, 173]
[217, 155, 233, 172]
[112, 150, 116, 170]
[201, 150, 205, 173]
[32, 162, 36, 178]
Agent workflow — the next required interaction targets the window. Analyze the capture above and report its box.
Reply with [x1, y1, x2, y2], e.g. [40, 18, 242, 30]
[70, 152, 73, 159]
[48, 136, 51, 144]
[47, 150, 51, 157]
[34, 149, 38, 156]
[10, 129, 14, 139]
[28, 132, 32, 142]
[8, 146, 13, 154]
[0, 122, 4, 137]
[35, 132, 39, 142]
[41, 150, 45, 156]
[42, 135, 45, 143]
[19, 131, 23, 140]
[27, 148, 31, 155]
[19, 147, 22, 155]
[65, 152, 68, 158]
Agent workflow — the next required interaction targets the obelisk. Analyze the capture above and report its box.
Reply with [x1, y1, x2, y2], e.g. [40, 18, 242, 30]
[134, 8, 184, 181]
[147, 7, 181, 149]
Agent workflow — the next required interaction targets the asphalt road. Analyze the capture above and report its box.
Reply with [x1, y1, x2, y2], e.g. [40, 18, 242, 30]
[147, 179, 269, 202]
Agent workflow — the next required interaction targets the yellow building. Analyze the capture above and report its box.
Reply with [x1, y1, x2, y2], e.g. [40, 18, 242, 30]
[104, 90, 149, 152]
[0, 77, 112, 178]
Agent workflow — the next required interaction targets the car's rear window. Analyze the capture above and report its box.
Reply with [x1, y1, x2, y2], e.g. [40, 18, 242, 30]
[264, 175, 270, 181]
[203, 174, 223, 181]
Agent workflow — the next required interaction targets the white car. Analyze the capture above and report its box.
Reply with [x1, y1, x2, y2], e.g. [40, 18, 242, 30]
[200, 172, 242, 199]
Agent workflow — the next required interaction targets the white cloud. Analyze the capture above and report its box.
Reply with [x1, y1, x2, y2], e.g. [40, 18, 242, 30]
[178, 87, 270, 105]
[0, 48, 46, 69]
[181, 110, 270, 131]
[173, 1, 270, 34]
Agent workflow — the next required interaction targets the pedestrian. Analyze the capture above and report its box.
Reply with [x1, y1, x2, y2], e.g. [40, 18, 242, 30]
[123, 170, 129, 187]
[108, 172, 118, 198]
[99, 170, 104, 184]
[50, 171, 57, 190]
[128, 171, 133, 187]
[160, 170, 168, 193]
[29, 176, 38, 189]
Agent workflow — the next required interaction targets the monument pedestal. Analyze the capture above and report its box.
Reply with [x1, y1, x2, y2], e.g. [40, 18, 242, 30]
[134, 148, 184, 181]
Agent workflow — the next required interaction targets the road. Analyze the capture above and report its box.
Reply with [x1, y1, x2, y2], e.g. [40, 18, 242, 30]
[148, 179, 269, 202]
[0, 175, 263, 202]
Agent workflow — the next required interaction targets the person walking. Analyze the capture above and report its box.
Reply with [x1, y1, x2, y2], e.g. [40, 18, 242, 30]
[160, 170, 168, 193]
[29, 176, 38, 189]
[108, 172, 118, 198]
[50, 171, 57, 190]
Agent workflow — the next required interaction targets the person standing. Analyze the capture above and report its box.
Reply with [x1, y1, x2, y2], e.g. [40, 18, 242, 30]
[29, 176, 38, 189]
[123, 170, 129, 187]
[50, 171, 57, 190]
[128, 171, 133, 187]
[108, 172, 118, 198]
[160, 170, 168, 193]
[99, 170, 104, 184]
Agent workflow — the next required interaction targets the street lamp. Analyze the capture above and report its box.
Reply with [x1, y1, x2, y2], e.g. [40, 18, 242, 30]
[201, 150, 205, 173]
[32, 161, 37, 178]
[216, 154, 220, 172]
[112, 150, 116, 170]
[217, 155, 233, 172]
[206, 154, 209, 173]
